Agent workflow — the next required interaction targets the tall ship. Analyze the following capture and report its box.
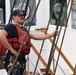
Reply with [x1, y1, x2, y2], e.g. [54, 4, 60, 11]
[0, 0, 76, 75]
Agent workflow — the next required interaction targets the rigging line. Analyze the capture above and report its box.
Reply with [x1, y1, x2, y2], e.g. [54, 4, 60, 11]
[53, 0, 70, 71]
[26, 0, 41, 30]
[54, 0, 74, 74]
[8, 0, 41, 75]
[24, 0, 41, 31]
[8, 0, 17, 23]
[8, 0, 30, 74]
[23, 0, 36, 29]
[25, 0, 39, 27]
[20, 0, 25, 10]
[44, 0, 65, 75]
[53, 59, 66, 75]
[73, 63, 76, 75]
[28, 57, 42, 75]
[9, 0, 25, 23]
[18, 0, 30, 16]
[24, 0, 30, 16]
[29, 0, 41, 24]
[28, 0, 36, 22]
[53, 0, 70, 72]
[33, 0, 57, 75]
[8, 0, 24, 23]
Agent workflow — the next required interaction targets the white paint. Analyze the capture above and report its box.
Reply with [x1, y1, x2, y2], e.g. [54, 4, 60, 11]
[4, 0, 76, 74]
[36, 0, 50, 28]
[0, 69, 8, 75]
[5, 0, 11, 24]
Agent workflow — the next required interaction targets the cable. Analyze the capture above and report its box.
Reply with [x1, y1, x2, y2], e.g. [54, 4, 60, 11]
[33, 0, 57, 75]
[54, 0, 74, 74]
[8, 0, 41, 75]
[45, 0, 65, 75]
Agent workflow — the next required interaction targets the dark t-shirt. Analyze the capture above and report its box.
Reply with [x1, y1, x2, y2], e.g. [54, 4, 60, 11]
[4, 23, 30, 55]
[4, 23, 18, 38]
[4, 23, 19, 54]
[4, 24, 26, 74]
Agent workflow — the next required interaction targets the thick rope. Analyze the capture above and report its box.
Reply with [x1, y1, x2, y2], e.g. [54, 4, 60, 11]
[52, 0, 70, 72]
[33, 0, 57, 75]
[8, 0, 17, 23]
[8, 0, 41, 75]
[44, 0, 65, 75]
[8, 0, 30, 74]
[54, 0, 74, 74]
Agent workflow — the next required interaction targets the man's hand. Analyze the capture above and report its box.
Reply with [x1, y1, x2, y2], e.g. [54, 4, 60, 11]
[51, 30, 59, 37]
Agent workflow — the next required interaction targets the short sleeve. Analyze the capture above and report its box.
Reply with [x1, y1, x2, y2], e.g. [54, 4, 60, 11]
[4, 23, 15, 37]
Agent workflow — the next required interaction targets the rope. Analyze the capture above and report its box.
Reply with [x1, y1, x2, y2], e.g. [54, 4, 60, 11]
[53, 59, 66, 75]
[8, 0, 41, 75]
[8, 0, 30, 74]
[8, 0, 17, 23]
[33, 0, 56, 75]
[53, 0, 70, 72]
[20, 0, 25, 10]
[54, 0, 74, 74]
[45, 0, 65, 75]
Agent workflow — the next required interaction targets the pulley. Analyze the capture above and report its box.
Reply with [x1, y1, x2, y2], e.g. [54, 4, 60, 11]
[54, 3, 66, 20]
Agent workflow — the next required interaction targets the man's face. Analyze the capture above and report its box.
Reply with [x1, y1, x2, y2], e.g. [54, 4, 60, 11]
[13, 15, 25, 25]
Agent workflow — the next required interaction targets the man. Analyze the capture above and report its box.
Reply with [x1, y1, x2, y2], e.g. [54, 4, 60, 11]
[0, 9, 58, 75]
